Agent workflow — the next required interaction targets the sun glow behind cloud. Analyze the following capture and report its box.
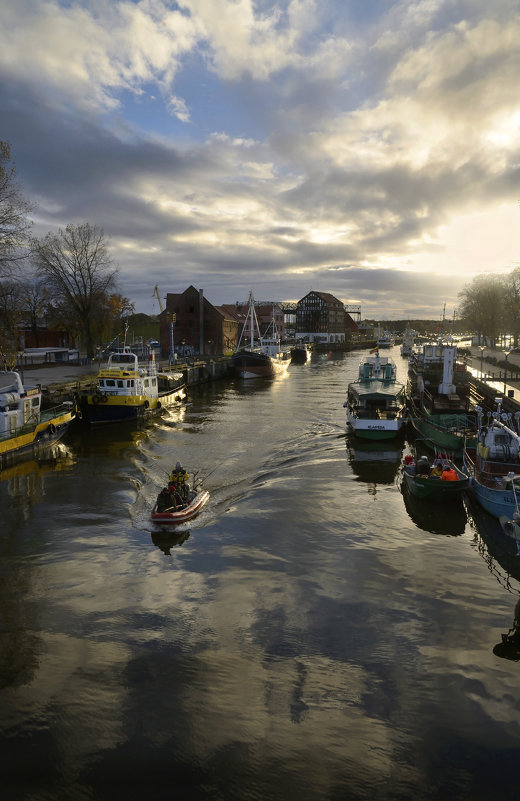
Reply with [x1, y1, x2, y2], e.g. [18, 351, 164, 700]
[0, 0, 519, 316]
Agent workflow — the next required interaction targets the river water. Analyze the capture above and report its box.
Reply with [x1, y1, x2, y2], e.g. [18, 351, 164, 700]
[1, 348, 519, 801]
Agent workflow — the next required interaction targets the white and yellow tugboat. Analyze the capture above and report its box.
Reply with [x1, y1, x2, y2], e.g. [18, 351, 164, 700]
[0, 368, 76, 467]
[79, 344, 186, 425]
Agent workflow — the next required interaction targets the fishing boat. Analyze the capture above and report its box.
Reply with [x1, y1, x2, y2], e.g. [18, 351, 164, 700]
[151, 487, 210, 525]
[231, 292, 291, 379]
[463, 400, 520, 520]
[78, 339, 186, 425]
[344, 351, 407, 440]
[290, 342, 313, 364]
[407, 340, 477, 454]
[401, 453, 469, 499]
[0, 367, 76, 467]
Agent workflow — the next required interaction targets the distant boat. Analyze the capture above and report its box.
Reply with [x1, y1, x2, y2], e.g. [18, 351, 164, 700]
[344, 351, 407, 440]
[78, 333, 186, 424]
[0, 368, 76, 467]
[376, 326, 395, 348]
[231, 292, 291, 379]
[400, 328, 416, 357]
[290, 342, 313, 364]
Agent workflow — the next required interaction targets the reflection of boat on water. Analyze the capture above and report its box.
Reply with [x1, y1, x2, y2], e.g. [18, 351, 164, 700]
[346, 434, 403, 484]
[493, 596, 520, 661]
[0, 444, 74, 492]
[401, 479, 467, 535]
[464, 494, 520, 572]
[151, 529, 190, 554]
[464, 494, 520, 660]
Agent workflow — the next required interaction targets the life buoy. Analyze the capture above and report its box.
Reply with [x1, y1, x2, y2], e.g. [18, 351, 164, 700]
[156, 401, 161, 409]
[48, 424, 56, 435]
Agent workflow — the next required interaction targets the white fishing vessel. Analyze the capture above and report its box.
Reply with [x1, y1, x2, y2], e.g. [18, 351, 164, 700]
[344, 352, 407, 440]
[0, 367, 76, 466]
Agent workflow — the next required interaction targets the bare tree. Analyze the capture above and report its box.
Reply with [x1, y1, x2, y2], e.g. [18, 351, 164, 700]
[502, 266, 520, 348]
[0, 141, 34, 277]
[0, 278, 24, 366]
[458, 274, 504, 347]
[33, 223, 118, 358]
[19, 278, 49, 348]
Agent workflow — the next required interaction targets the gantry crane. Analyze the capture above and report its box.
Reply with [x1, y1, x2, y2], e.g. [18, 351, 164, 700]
[152, 286, 176, 364]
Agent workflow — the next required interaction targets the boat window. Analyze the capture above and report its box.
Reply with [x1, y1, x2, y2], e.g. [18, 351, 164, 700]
[112, 354, 134, 363]
[105, 379, 116, 387]
[31, 397, 40, 408]
[144, 379, 149, 387]
[99, 380, 104, 387]
[129, 380, 134, 387]
[152, 378, 157, 387]
[117, 380, 124, 388]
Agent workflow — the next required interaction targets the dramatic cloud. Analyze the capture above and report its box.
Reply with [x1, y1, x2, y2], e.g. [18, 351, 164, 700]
[1, 0, 518, 317]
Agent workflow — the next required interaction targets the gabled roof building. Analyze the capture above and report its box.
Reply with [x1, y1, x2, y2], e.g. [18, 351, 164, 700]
[295, 291, 346, 343]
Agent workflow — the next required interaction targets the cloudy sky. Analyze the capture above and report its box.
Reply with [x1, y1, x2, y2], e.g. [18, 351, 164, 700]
[1, 0, 519, 319]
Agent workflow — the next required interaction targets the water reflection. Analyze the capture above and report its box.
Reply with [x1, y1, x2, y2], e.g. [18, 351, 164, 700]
[464, 495, 520, 660]
[150, 528, 190, 554]
[400, 482, 467, 535]
[493, 597, 520, 661]
[346, 433, 403, 487]
[465, 495, 520, 584]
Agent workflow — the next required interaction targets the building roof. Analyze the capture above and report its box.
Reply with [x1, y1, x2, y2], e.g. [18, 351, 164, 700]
[300, 290, 344, 306]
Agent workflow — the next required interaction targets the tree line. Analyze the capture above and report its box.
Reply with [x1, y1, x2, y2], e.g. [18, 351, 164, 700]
[457, 269, 520, 348]
[0, 141, 134, 364]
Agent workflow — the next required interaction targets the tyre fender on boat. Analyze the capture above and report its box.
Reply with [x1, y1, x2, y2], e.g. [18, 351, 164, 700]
[144, 400, 149, 409]
[100, 393, 108, 403]
[48, 423, 56, 435]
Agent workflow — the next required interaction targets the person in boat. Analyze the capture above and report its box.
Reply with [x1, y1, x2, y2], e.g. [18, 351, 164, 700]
[430, 462, 444, 478]
[170, 462, 190, 499]
[441, 465, 458, 481]
[416, 456, 430, 476]
[157, 486, 179, 513]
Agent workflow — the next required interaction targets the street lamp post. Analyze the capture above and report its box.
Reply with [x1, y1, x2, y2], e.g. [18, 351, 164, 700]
[480, 346, 485, 379]
[504, 351, 511, 395]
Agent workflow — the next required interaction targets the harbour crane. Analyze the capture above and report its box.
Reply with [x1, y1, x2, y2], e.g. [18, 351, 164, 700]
[152, 286, 176, 364]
